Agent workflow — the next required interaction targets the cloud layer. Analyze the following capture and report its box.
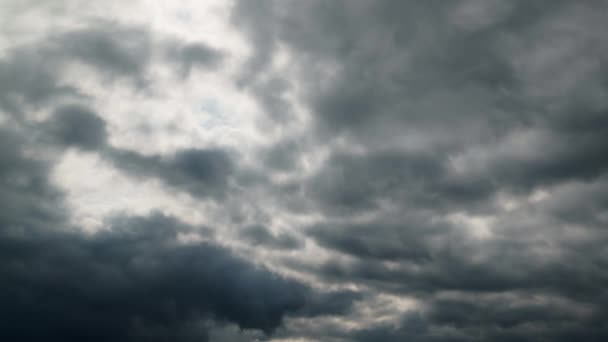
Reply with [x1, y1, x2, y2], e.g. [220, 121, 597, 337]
[1, 1, 608, 341]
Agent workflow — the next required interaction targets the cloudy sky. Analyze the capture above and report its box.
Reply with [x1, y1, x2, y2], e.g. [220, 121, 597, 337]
[1, 1, 608, 341]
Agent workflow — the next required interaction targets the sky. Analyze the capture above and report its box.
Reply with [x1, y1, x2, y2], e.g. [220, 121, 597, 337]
[1, 1, 608, 341]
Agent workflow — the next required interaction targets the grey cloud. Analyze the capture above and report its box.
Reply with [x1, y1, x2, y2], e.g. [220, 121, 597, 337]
[105, 147, 235, 199]
[231, 0, 278, 79]
[314, 231, 608, 298]
[39, 104, 235, 199]
[306, 149, 493, 216]
[234, 0, 608, 193]
[44, 104, 108, 150]
[3, 1, 608, 341]
[0, 49, 78, 118]
[55, 25, 152, 80]
[240, 224, 303, 250]
[0, 129, 298, 340]
[296, 289, 365, 318]
[54, 24, 224, 82]
[308, 217, 443, 263]
[232, 6, 608, 341]
[0, 23, 153, 119]
[0, 128, 67, 231]
[426, 296, 583, 330]
[166, 41, 224, 78]
[306, 150, 444, 214]
[231, 0, 295, 123]
[304, 125, 608, 219]
[259, 138, 304, 171]
[351, 313, 457, 342]
[0, 212, 308, 341]
[350, 295, 608, 342]
[0, 129, 361, 341]
[0, 22, 223, 120]
[298, 201, 608, 340]
[543, 178, 608, 228]
[250, 76, 293, 123]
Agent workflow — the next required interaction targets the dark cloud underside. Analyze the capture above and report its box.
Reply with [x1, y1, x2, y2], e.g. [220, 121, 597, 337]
[1, 1, 608, 341]
[0, 129, 358, 341]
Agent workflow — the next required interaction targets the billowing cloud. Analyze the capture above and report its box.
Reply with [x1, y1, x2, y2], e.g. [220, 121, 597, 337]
[2, 0, 608, 341]
[0, 127, 359, 341]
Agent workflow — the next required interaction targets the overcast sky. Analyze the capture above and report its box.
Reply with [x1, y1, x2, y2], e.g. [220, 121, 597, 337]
[1, 1, 608, 341]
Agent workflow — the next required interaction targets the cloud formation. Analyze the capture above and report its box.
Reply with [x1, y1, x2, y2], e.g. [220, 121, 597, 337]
[1, 0, 608, 341]
[0, 126, 358, 341]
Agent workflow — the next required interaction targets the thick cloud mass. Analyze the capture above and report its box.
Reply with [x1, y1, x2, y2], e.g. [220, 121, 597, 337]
[0, 130, 356, 341]
[0, 214, 306, 341]
[0, 132, 286, 340]
[231, 0, 608, 340]
[46, 104, 109, 149]
[2, 0, 608, 341]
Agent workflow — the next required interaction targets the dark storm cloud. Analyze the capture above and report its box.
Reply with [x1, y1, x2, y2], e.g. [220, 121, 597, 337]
[308, 215, 443, 262]
[240, 224, 303, 250]
[496, 128, 608, 189]
[0, 129, 362, 341]
[302, 211, 608, 341]
[0, 129, 295, 340]
[0, 128, 67, 230]
[105, 147, 236, 199]
[2, 0, 608, 341]
[231, 5, 608, 341]
[234, 0, 608, 192]
[0, 213, 310, 341]
[351, 313, 446, 342]
[297, 288, 365, 318]
[312, 220, 608, 298]
[425, 296, 583, 331]
[233, 1, 608, 215]
[542, 178, 608, 228]
[349, 294, 608, 342]
[305, 149, 491, 215]
[305, 128, 608, 218]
